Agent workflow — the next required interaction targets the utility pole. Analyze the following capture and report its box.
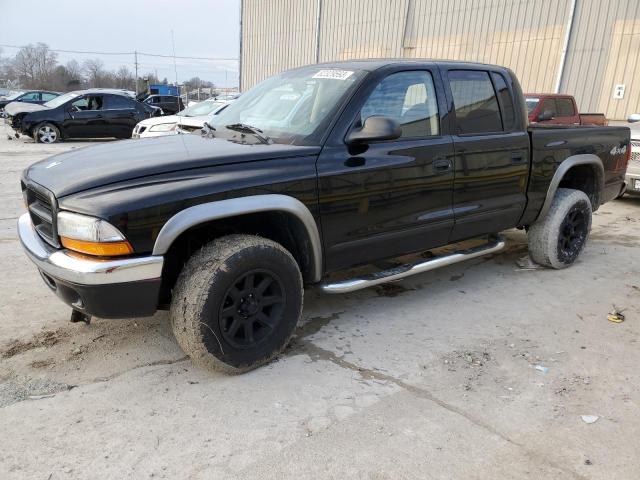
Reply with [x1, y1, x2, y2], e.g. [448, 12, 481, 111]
[134, 50, 139, 96]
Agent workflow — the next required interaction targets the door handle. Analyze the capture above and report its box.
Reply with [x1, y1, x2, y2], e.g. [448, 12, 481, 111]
[432, 158, 452, 173]
[344, 157, 365, 168]
[510, 153, 526, 164]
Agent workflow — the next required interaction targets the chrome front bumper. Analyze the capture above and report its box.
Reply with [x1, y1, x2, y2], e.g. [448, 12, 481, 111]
[18, 213, 163, 286]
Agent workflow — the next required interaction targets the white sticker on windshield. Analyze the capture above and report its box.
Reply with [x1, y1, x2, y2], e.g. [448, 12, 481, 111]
[312, 69, 354, 80]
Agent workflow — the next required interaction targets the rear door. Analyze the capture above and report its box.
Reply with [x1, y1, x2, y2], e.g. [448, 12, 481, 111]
[103, 94, 138, 138]
[443, 68, 529, 241]
[317, 67, 455, 270]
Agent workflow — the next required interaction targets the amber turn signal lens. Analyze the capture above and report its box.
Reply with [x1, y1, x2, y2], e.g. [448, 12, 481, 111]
[60, 237, 133, 256]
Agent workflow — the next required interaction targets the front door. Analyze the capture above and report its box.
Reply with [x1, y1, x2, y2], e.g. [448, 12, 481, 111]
[317, 69, 455, 271]
[443, 69, 530, 241]
[64, 95, 107, 138]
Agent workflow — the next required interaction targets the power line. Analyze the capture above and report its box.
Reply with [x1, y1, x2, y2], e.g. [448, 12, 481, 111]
[0, 43, 238, 61]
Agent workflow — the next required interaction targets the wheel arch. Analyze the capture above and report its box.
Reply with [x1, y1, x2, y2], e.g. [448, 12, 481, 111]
[153, 194, 323, 284]
[32, 120, 65, 140]
[538, 154, 604, 219]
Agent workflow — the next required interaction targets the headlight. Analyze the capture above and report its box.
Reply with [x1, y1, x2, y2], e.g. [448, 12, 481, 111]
[149, 123, 176, 132]
[57, 211, 133, 256]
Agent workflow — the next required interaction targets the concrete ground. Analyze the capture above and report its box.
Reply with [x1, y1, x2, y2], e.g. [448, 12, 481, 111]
[0, 133, 639, 480]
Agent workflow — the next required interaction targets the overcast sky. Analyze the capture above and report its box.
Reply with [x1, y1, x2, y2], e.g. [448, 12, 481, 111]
[0, 0, 240, 87]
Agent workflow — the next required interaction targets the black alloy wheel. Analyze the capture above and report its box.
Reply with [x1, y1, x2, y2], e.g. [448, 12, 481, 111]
[219, 269, 285, 349]
[557, 205, 588, 263]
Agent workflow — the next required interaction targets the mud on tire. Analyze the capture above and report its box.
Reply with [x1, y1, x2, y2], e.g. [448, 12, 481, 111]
[527, 188, 592, 269]
[170, 234, 303, 373]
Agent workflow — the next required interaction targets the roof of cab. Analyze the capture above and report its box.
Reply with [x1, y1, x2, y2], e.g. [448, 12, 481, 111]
[311, 58, 507, 72]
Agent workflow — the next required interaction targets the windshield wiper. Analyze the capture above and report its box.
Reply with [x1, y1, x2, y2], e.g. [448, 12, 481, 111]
[224, 123, 272, 144]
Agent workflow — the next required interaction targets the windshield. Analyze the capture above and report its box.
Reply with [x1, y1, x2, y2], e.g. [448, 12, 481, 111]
[44, 92, 80, 109]
[525, 97, 540, 115]
[178, 101, 225, 117]
[208, 66, 366, 145]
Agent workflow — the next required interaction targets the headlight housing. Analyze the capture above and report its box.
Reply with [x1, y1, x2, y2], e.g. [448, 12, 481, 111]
[149, 123, 176, 132]
[57, 211, 133, 256]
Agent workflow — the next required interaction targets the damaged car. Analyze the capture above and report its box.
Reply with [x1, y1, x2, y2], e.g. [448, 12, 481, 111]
[5, 89, 161, 143]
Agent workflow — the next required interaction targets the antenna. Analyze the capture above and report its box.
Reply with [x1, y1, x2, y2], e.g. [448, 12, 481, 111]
[171, 30, 178, 89]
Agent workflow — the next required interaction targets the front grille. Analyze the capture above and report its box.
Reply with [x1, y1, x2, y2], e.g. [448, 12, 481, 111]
[631, 141, 640, 167]
[21, 181, 59, 247]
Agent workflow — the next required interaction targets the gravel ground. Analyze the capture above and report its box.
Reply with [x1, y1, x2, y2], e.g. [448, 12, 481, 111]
[0, 133, 639, 479]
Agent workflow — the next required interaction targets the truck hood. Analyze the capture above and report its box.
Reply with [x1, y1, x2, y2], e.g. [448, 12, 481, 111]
[4, 102, 49, 116]
[25, 134, 320, 198]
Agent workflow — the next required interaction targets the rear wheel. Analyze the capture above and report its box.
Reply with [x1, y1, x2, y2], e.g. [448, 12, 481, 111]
[34, 122, 61, 144]
[170, 234, 303, 373]
[527, 188, 592, 269]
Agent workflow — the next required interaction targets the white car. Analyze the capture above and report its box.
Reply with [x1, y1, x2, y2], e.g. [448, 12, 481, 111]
[625, 114, 640, 196]
[132, 100, 230, 138]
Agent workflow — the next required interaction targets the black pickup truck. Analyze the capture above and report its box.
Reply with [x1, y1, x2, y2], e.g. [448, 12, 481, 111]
[18, 60, 630, 373]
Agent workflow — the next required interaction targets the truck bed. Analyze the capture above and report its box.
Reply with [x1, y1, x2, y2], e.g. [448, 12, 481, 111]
[521, 124, 630, 225]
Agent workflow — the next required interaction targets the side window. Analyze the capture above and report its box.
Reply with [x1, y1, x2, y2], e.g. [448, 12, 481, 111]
[85, 96, 103, 110]
[105, 95, 133, 109]
[449, 70, 502, 134]
[360, 71, 439, 138]
[21, 92, 40, 101]
[491, 73, 515, 130]
[556, 98, 575, 116]
[41, 93, 58, 101]
[71, 97, 89, 110]
[540, 99, 557, 116]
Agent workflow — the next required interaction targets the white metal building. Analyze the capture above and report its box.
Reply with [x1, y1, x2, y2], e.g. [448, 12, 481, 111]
[240, 0, 640, 120]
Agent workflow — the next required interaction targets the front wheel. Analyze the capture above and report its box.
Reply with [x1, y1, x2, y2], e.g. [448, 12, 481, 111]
[527, 188, 592, 269]
[170, 234, 303, 373]
[34, 122, 61, 144]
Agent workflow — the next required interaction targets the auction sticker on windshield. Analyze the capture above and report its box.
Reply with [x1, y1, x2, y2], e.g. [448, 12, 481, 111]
[312, 69, 354, 80]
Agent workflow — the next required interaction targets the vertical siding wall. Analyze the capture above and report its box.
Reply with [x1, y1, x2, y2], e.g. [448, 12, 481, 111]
[241, 0, 640, 119]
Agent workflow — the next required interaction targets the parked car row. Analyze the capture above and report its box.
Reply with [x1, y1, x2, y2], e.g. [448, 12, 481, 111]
[132, 99, 230, 138]
[4, 89, 162, 143]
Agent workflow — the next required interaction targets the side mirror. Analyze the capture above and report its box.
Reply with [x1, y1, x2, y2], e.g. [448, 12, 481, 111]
[537, 110, 554, 122]
[347, 116, 402, 144]
[627, 113, 640, 123]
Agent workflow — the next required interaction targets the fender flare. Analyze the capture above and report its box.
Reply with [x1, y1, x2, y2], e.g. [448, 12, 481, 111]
[538, 153, 604, 219]
[152, 194, 323, 282]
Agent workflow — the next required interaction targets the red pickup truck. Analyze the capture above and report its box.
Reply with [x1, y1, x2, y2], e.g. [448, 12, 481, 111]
[525, 93, 608, 126]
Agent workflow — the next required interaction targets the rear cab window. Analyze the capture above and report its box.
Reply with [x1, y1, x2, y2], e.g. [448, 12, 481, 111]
[556, 97, 576, 117]
[448, 70, 502, 134]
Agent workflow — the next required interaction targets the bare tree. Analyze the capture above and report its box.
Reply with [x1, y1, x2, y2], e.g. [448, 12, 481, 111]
[114, 65, 135, 90]
[83, 58, 105, 87]
[12, 43, 58, 89]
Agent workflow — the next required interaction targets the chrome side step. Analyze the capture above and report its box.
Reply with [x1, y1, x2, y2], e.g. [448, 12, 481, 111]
[320, 235, 506, 294]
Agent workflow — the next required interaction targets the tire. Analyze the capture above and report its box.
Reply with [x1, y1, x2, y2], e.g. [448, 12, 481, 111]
[34, 122, 61, 144]
[527, 188, 592, 269]
[170, 234, 303, 373]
